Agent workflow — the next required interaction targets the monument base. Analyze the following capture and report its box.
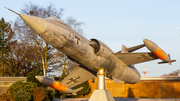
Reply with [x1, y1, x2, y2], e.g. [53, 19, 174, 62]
[89, 89, 115, 101]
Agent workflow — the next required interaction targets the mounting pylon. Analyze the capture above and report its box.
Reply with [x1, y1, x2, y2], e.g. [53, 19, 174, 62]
[141, 65, 150, 77]
[89, 68, 115, 101]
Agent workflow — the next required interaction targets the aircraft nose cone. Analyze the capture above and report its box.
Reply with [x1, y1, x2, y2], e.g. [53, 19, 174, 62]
[19, 14, 47, 34]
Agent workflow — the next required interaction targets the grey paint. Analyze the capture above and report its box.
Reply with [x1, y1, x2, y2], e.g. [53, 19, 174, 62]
[35, 76, 53, 86]
[17, 14, 174, 84]
[17, 14, 141, 83]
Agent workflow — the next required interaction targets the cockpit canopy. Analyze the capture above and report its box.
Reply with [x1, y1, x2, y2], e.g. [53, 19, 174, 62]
[45, 17, 69, 27]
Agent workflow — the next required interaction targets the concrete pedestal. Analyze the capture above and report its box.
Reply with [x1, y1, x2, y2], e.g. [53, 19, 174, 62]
[89, 68, 115, 101]
[89, 89, 115, 101]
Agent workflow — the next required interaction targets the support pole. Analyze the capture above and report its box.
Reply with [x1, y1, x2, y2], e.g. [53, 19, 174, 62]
[97, 68, 105, 90]
[89, 68, 115, 101]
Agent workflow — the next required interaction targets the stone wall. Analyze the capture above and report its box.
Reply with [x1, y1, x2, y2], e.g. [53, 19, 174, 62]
[85, 78, 180, 98]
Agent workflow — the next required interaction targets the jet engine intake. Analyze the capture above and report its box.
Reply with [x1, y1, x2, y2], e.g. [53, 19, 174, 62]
[90, 39, 113, 58]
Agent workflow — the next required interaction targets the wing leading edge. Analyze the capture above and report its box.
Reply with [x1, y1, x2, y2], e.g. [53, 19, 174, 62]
[114, 52, 159, 65]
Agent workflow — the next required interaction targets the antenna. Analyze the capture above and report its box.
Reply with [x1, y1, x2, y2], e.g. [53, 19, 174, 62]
[4, 7, 19, 15]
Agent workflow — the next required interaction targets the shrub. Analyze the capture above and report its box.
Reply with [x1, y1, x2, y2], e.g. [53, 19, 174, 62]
[14, 90, 31, 101]
[0, 90, 14, 101]
[0, 71, 55, 101]
[32, 87, 46, 101]
[74, 81, 91, 98]
[0, 81, 52, 101]
[44, 89, 54, 101]
[27, 70, 55, 100]
[8, 81, 37, 95]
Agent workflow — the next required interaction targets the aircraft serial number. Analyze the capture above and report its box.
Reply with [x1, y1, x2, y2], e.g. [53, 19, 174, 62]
[69, 33, 87, 51]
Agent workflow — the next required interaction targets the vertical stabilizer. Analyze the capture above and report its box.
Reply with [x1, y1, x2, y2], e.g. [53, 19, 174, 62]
[121, 45, 129, 53]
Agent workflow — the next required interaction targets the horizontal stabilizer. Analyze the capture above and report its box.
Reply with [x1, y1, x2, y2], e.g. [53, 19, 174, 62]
[116, 44, 145, 53]
[72, 87, 84, 95]
[158, 60, 176, 65]
[158, 54, 176, 65]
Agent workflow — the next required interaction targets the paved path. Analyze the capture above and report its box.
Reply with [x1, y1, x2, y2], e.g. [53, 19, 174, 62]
[53, 98, 180, 101]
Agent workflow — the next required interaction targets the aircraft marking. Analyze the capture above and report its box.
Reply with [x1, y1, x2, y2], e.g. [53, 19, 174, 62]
[69, 33, 87, 50]
[137, 54, 152, 60]
[66, 76, 81, 85]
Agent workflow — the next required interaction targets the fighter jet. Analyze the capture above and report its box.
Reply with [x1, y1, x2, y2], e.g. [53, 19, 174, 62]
[6, 7, 176, 95]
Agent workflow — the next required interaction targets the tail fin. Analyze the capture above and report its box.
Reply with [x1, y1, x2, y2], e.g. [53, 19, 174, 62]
[72, 87, 84, 95]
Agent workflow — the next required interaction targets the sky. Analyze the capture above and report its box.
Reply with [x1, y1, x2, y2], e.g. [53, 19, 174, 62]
[1, 0, 180, 77]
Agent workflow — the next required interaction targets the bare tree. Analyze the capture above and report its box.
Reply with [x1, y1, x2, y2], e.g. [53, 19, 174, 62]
[14, 3, 84, 76]
[5, 42, 37, 76]
[65, 16, 85, 35]
[161, 69, 180, 77]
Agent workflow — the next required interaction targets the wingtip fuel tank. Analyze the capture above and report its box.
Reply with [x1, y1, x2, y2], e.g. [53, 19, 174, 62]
[35, 76, 83, 95]
[143, 39, 176, 64]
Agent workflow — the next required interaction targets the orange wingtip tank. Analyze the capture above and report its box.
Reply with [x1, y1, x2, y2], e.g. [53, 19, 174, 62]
[143, 39, 170, 62]
[50, 81, 67, 92]
[35, 76, 72, 93]
[152, 47, 167, 60]
[35, 76, 84, 95]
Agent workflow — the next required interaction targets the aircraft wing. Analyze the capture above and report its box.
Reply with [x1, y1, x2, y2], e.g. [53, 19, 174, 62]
[114, 52, 159, 65]
[60, 66, 96, 88]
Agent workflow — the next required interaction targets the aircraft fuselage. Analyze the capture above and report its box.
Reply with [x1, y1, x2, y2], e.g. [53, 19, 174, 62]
[20, 15, 140, 83]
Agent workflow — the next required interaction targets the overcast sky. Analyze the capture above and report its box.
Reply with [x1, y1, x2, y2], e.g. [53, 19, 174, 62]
[1, 0, 180, 77]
